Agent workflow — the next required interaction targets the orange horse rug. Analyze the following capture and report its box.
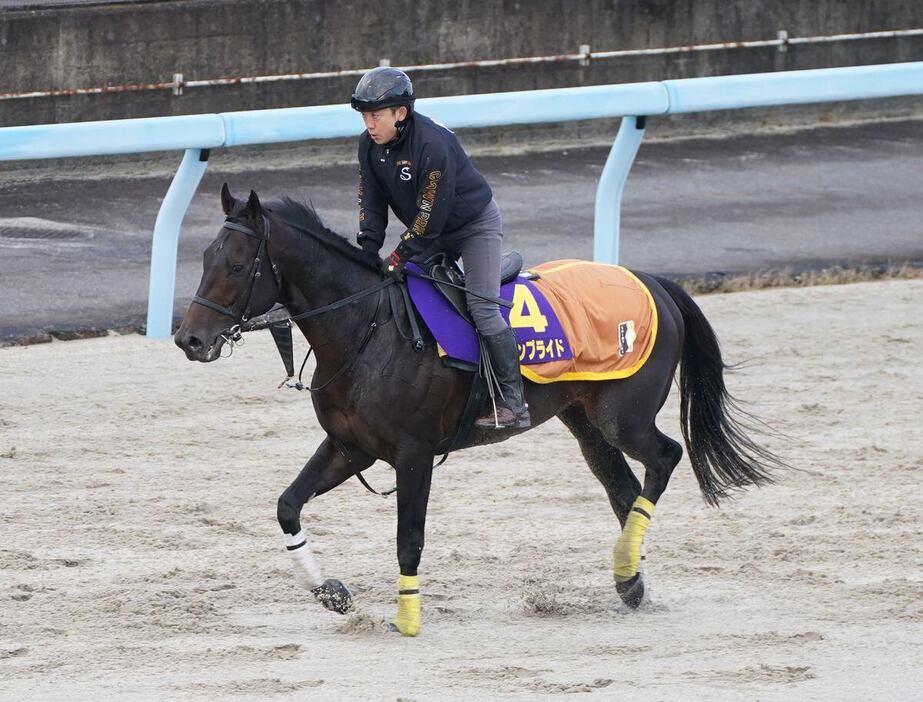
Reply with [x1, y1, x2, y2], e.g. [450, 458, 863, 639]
[520, 260, 657, 383]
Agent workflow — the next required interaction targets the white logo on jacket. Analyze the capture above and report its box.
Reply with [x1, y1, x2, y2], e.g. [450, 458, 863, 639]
[400, 166, 412, 181]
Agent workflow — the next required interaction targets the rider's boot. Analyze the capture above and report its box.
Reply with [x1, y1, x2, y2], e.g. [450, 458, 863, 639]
[474, 327, 531, 430]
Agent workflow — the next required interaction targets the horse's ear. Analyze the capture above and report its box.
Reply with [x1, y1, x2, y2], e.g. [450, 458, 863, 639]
[246, 190, 262, 218]
[220, 182, 235, 215]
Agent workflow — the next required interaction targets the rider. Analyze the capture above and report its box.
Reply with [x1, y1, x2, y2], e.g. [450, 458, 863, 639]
[351, 67, 530, 430]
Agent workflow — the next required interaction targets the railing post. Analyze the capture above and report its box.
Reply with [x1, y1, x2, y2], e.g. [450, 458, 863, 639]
[593, 115, 646, 265]
[146, 148, 210, 337]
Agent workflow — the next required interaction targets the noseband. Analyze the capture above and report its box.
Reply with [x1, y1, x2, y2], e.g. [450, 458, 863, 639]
[191, 215, 283, 334]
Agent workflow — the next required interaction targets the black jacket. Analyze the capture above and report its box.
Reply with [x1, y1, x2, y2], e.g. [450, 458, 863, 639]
[357, 112, 493, 254]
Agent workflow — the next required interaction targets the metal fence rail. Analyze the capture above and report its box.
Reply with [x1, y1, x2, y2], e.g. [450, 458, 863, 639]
[1, 61, 922, 336]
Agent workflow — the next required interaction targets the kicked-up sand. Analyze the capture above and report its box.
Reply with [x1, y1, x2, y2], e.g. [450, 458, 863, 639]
[0, 279, 921, 701]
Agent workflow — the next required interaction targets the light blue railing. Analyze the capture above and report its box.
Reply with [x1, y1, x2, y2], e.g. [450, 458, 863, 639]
[1, 61, 921, 336]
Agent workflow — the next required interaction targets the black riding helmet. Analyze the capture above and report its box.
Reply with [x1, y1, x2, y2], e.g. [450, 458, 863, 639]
[351, 67, 415, 113]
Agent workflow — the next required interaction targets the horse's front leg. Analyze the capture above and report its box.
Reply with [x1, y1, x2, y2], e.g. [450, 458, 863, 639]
[277, 435, 374, 613]
[393, 448, 434, 637]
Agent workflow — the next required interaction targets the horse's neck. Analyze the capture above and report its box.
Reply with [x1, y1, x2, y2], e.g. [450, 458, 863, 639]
[274, 226, 380, 360]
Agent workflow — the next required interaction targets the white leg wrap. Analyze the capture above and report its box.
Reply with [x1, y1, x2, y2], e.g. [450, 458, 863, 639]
[282, 530, 324, 590]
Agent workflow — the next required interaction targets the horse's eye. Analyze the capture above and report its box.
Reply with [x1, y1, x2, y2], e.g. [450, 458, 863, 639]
[231, 264, 245, 274]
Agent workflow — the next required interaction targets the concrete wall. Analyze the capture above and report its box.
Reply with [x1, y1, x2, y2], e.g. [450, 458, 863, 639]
[2, 0, 922, 129]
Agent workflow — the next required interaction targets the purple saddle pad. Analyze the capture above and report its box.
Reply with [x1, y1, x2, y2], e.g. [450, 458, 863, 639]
[405, 262, 573, 365]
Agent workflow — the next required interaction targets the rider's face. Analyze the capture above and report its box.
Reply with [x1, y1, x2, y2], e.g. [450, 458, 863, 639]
[362, 106, 407, 144]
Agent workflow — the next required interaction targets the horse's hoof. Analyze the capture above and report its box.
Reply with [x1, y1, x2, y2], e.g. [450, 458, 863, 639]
[615, 573, 645, 609]
[312, 579, 353, 614]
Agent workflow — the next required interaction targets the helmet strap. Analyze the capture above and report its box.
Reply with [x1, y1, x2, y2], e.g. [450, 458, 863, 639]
[388, 108, 412, 144]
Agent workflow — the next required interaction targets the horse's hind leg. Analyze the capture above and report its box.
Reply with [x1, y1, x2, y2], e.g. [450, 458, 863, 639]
[560, 405, 640, 527]
[561, 404, 652, 608]
[561, 372, 683, 610]
[277, 435, 374, 613]
[591, 397, 683, 603]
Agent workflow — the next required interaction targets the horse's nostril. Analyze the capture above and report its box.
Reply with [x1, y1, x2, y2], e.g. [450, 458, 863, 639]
[187, 335, 203, 351]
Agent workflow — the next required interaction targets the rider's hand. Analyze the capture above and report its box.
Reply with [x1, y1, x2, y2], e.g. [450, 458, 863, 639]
[382, 242, 412, 279]
[382, 249, 407, 278]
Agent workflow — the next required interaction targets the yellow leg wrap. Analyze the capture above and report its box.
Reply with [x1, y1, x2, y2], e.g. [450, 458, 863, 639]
[613, 496, 656, 582]
[395, 574, 421, 637]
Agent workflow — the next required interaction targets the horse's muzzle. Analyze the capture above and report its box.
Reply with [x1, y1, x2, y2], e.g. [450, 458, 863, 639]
[174, 327, 225, 362]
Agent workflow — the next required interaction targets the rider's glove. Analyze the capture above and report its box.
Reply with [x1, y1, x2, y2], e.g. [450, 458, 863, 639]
[382, 241, 412, 278]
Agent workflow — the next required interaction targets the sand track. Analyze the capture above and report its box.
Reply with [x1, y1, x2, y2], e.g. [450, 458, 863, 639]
[1, 280, 921, 700]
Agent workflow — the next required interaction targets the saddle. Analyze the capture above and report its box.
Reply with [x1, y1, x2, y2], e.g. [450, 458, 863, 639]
[421, 251, 524, 324]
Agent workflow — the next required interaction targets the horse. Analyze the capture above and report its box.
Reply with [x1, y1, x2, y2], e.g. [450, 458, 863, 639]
[174, 184, 784, 636]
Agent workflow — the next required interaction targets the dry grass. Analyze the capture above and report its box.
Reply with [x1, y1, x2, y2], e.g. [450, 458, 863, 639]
[672, 262, 923, 296]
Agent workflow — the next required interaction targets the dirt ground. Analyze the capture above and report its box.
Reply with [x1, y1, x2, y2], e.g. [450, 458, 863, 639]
[1, 279, 921, 701]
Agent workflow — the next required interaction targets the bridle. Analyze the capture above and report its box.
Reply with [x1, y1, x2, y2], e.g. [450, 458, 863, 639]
[191, 215, 282, 345]
[190, 213, 399, 364]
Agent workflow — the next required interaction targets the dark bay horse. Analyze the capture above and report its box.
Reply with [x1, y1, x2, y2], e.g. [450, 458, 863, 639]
[175, 185, 783, 636]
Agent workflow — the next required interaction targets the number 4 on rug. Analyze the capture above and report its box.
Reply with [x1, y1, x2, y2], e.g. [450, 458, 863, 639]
[509, 284, 548, 333]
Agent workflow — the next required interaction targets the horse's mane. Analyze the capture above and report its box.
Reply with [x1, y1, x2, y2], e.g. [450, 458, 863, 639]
[266, 196, 381, 271]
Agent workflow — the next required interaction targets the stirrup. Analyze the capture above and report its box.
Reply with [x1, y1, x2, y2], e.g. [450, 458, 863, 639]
[474, 404, 531, 430]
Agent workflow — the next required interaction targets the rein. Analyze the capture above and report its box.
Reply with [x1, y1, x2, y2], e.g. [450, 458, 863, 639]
[279, 289, 386, 394]
[243, 278, 396, 332]
[191, 212, 476, 495]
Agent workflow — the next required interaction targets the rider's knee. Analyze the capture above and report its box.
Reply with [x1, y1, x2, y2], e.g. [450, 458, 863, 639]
[468, 303, 506, 337]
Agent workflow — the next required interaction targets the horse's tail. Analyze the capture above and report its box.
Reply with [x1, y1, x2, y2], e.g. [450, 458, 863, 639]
[653, 276, 782, 506]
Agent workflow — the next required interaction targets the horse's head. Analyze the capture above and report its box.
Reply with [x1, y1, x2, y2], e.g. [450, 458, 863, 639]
[174, 184, 281, 362]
